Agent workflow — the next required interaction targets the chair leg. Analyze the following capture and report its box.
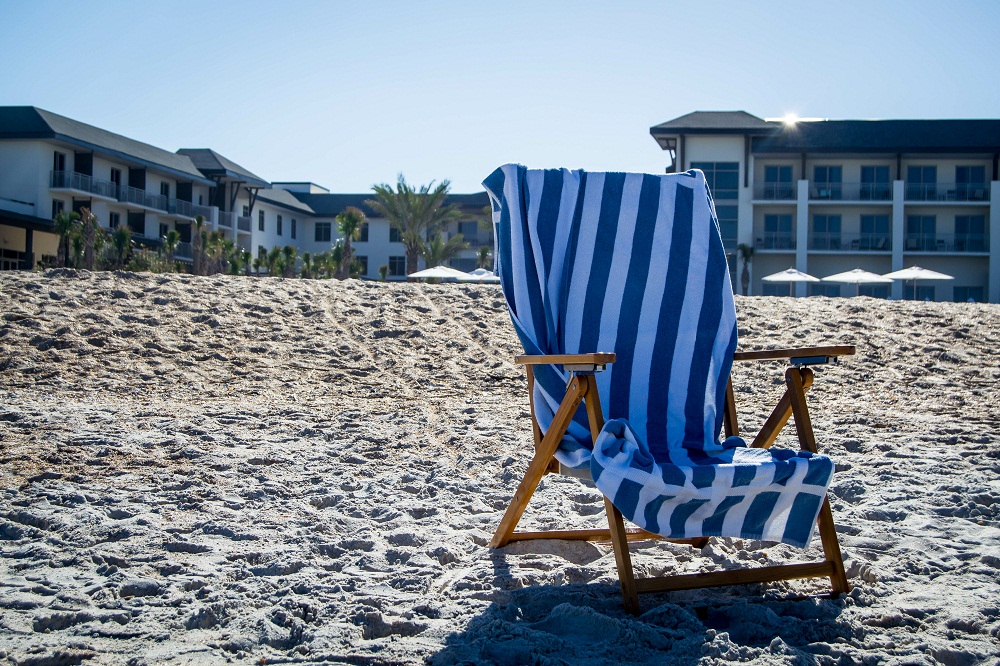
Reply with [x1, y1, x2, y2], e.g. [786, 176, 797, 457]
[604, 497, 641, 615]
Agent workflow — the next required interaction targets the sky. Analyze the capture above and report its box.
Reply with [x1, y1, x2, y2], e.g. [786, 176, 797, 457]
[2, 1, 999, 193]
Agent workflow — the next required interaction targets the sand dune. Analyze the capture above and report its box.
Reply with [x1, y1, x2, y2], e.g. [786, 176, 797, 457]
[1, 269, 998, 665]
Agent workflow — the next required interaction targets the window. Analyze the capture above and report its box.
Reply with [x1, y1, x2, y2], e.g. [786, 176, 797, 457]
[860, 166, 890, 200]
[388, 256, 406, 276]
[906, 215, 936, 251]
[955, 215, 986, 251]
[277, 215, 283, 236]
[258, 246, 267, 260]
[160, 182, 170, 199]
[761, 282, 790, 297]
[458, 220, 479, 238]
[159, 223, 169, 239]
[763, 165, 794, 199]
[291, 218, 296, 240]
[53, 151, 66, 173]
[198, 194, 204, 205]
[860, 214, 891, 250]
[812, 214, 842, 250]
[953, 286, 984, 303]
[691, 162, 739, 199]
[51, 199, 65, 219]
[315, 221, 332, 242]
[358, 222, 369, 242]
[243, 205, 250, 217]
[127, 211, 145, 236]
[907, 166, 936, 200]
[762, 214, 793, 249]
[858, 285, 890, 299]
[110, 168, 122, 196]
[809, 283, 841, 298]
[955, 166, 986, 201]
[258, 210, 265, 231]
[716, 205, 737, 248]
[389, 226, 401, 243]
[109, 212, 120, 229]
[813, 166, 842, 199]
[354, 255, 368, 275]
[904, 285, 935, 301]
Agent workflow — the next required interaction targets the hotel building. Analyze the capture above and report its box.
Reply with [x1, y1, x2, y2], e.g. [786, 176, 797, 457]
[651, 111, 1000, 302]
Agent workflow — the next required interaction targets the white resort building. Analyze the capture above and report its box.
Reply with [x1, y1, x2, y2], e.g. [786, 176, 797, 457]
[1, 106, 998, 302]
[0, 107, 488, 279]
[650, 111, 1000, 302]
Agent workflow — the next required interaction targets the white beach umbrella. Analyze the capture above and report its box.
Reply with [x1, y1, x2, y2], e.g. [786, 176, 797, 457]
[761, 267, 820, 296]
[407, 265, 470, 281]
[822, 268, 894, 297]
[882, 266, 953, 300]
[457, 267, 501, 283]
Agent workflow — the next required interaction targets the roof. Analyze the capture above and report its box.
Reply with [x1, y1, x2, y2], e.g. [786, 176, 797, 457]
[0, 106, 212, 183]
[255, 187, 315, 214]
[751, 119, 1000, 154]
[290, 192, 490, 218]
[176, 148, 270, 187]
[650, 111, 778, 135]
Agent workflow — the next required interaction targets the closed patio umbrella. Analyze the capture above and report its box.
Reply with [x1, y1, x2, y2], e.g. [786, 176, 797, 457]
[761, 267, 820, 297]
[882, 266, 953, 300]
[821, 268, 894, 297]
[407, 266, 470, 281]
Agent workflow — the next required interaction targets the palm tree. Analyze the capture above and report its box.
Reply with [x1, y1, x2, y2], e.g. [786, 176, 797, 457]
[421, 232, 468, 268]
[366, 175, 461, 276]
[163, 229, 181, 267]
[252, 256, 262, 276]
[300, 252, 313, 279]
[378, 264, 388, 281]
[71, 234, 84, 268]
[329, 244, 344, 279]
[335, 206, 366, 279]
[737, 243, 754, 296]
[241, 249, 252, 276]
[192, 216, 205, 276]
[281, 245, 298, 277]
[79, 207, 98, 270]
[53, 210, 80, 268]
[266, 246, 282, 276]
[477, 245, 491, 269]
[111, 225, 133, 269]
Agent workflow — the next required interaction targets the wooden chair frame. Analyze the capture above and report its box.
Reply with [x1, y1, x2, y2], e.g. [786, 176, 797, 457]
[490, 346, 854, 615]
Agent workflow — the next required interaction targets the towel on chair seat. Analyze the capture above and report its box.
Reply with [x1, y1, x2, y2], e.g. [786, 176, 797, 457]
[483, 164, 833, 548]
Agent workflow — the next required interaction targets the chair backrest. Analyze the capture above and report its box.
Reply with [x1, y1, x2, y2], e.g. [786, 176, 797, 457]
[484, 165, 737, 460]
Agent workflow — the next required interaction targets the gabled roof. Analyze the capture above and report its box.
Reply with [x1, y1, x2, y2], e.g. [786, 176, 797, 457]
[290, 192, 490, 218]
[0, 106, 212, 183]
[256, 187, 315, 214]
[176, 148, 270, 188]
[752, 119, 1000, 154]
[651, 111, 778, 134]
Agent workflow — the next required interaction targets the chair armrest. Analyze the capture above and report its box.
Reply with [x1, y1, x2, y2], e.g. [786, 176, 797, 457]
[733, 345, 855, 364]
[514, 353, 616, 372]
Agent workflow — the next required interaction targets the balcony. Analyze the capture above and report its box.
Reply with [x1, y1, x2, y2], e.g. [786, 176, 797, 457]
[218, 211, 234, 228]
[166, 198, 194, 218]
[192, 204, 215, 223]
[174, 241, 193, 259]
[808, 233, 891, 251]
[753, 183, 796, 200]
[755, 232, 796, 250]
[50, 170, 119, 200]
[905, 182, 990, 202]
[809, 182, 892, 202]
[121, 186, 167, 212]
[237, 216, 252, 232]
[904, 233, 989, 252]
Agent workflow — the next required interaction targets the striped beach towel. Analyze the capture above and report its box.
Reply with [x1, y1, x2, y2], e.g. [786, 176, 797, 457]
[483, 164, 833, 548]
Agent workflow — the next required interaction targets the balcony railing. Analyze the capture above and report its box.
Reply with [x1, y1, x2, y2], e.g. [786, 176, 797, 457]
[808, 233, 891, 251]
[173, 242, 193, 259]
[192, 204, 215, 223]
[50, 170, 119, 199]
[755, 232, 796, 250]
[753, 183, 796, 200]
[121, 186, 167, 211]
[167, 198, 194, 218]
[905, 182, 990, 202]
[237, 216, 252, 232]
[904, 233, 989, 252]
[218, 211, 234, 228]
[809, 182, 892, 201]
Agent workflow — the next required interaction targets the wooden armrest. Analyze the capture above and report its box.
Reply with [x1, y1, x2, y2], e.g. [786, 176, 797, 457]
[733, 345, 855, 363]
[514, 353, 616, 366]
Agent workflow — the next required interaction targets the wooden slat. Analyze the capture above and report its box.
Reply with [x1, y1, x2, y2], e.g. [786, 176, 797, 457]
[634, 561, 836, 594]
[514, 353, 617, 366]
[508, 527, 665, 543]
[749, 370, 813, 449]
[723, 378, 739, 438]
[734, 345, 855, 362]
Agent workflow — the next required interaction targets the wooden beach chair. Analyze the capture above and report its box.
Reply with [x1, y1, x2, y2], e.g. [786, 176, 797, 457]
[482, 165, 852, 615]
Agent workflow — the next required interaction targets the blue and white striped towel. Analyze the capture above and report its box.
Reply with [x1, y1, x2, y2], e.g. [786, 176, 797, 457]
[483, 164, 833, 548]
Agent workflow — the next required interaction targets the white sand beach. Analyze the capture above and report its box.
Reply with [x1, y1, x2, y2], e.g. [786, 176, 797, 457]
[1, 270, 998, 665]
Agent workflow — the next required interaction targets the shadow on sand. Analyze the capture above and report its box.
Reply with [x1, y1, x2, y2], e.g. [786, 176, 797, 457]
[428, 549, 855, 665]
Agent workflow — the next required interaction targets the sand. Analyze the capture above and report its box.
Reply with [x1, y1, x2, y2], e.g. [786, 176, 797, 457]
[0, 269, 998, 666]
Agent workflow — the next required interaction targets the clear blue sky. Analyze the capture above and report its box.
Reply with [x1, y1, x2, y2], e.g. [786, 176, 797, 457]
[2, 1, 998, 192]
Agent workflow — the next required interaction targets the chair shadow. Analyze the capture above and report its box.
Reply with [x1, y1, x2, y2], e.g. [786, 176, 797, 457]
[428, 546, 856, 665]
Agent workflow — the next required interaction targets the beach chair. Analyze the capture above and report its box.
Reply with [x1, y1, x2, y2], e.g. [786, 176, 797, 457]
[482, 165, 852, 615]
